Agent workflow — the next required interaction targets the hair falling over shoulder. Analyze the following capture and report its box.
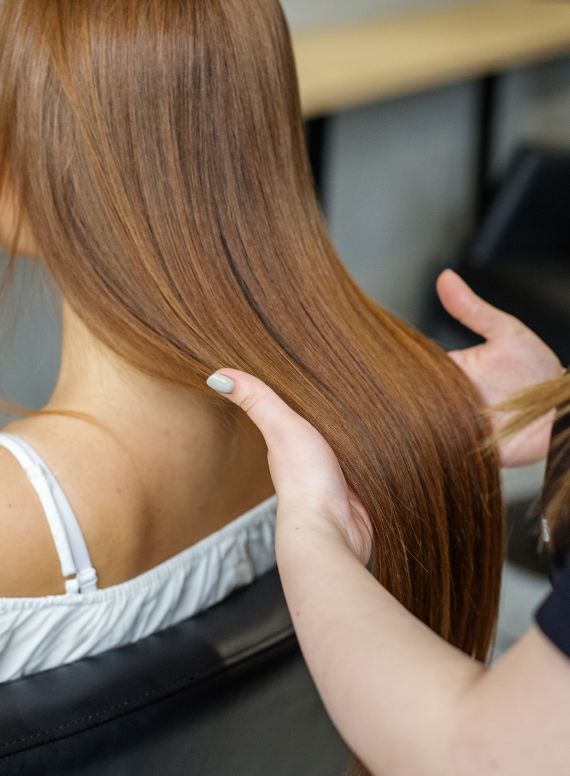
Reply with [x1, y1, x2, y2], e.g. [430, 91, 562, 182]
[0, 2, 504, 772]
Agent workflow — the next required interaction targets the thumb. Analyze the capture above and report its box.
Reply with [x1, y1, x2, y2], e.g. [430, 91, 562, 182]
[205, 369, 349, 505]
[436, 269, 511, 340]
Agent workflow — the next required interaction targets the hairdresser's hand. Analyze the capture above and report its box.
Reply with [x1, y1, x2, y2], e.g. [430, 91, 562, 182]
[206, 371, 373, 564]
[436, 269, 563, 467]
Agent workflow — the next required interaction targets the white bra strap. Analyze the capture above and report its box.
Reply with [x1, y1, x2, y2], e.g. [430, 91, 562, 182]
[0, 433, 98, 594]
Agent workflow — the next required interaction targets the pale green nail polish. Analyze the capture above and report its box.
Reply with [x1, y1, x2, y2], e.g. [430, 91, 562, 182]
[207, 373, 235, 394]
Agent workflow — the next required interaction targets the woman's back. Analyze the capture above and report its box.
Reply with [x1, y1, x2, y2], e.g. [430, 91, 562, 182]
[0, 394, 276, 680]
[0, 302, 275, 598]
[0, 420, 274, 595]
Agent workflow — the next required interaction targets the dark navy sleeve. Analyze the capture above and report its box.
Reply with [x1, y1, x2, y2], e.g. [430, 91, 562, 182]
[536, 556, 570, 659]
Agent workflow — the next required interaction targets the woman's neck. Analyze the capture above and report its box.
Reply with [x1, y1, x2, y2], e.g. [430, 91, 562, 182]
[47, 301, 226, 447]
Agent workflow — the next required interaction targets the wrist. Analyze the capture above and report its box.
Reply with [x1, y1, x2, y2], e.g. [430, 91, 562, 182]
[275, 509, 351, 561]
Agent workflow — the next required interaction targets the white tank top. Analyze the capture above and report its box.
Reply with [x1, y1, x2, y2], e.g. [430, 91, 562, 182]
[0, 432, 277, 682]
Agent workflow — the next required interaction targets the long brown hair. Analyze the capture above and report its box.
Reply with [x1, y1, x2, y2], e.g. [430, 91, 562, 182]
[0, 1, 503, 768]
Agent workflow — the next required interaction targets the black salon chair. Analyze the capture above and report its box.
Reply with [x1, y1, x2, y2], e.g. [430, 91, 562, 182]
[0, 569, 350, 776]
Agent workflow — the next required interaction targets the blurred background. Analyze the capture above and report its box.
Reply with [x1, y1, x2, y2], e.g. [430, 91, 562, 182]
[1, 0, 569, 660]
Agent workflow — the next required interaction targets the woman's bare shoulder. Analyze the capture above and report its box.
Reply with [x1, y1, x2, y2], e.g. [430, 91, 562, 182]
[0, 447, 64, 597]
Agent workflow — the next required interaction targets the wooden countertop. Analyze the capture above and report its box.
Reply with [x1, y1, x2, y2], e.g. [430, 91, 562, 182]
[294, 1, 570, 118]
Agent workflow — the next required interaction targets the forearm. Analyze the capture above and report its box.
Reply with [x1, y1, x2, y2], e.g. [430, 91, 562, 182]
[276, 520, 485, 776]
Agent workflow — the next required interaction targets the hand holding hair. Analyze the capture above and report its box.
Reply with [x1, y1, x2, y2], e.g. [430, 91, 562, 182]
[206, 371, 373, 565]
[436, 269, 563, 467]
[207, 369, 570, 776]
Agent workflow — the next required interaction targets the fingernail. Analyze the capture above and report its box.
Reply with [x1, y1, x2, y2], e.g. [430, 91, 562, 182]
[206, 373, 235, 394]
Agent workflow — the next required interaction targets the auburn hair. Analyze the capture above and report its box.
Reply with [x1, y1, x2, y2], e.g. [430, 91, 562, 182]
[0, 1, 504, 770]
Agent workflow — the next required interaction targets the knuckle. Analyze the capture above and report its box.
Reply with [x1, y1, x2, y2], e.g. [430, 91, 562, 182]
[240, 391, 264, 417]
